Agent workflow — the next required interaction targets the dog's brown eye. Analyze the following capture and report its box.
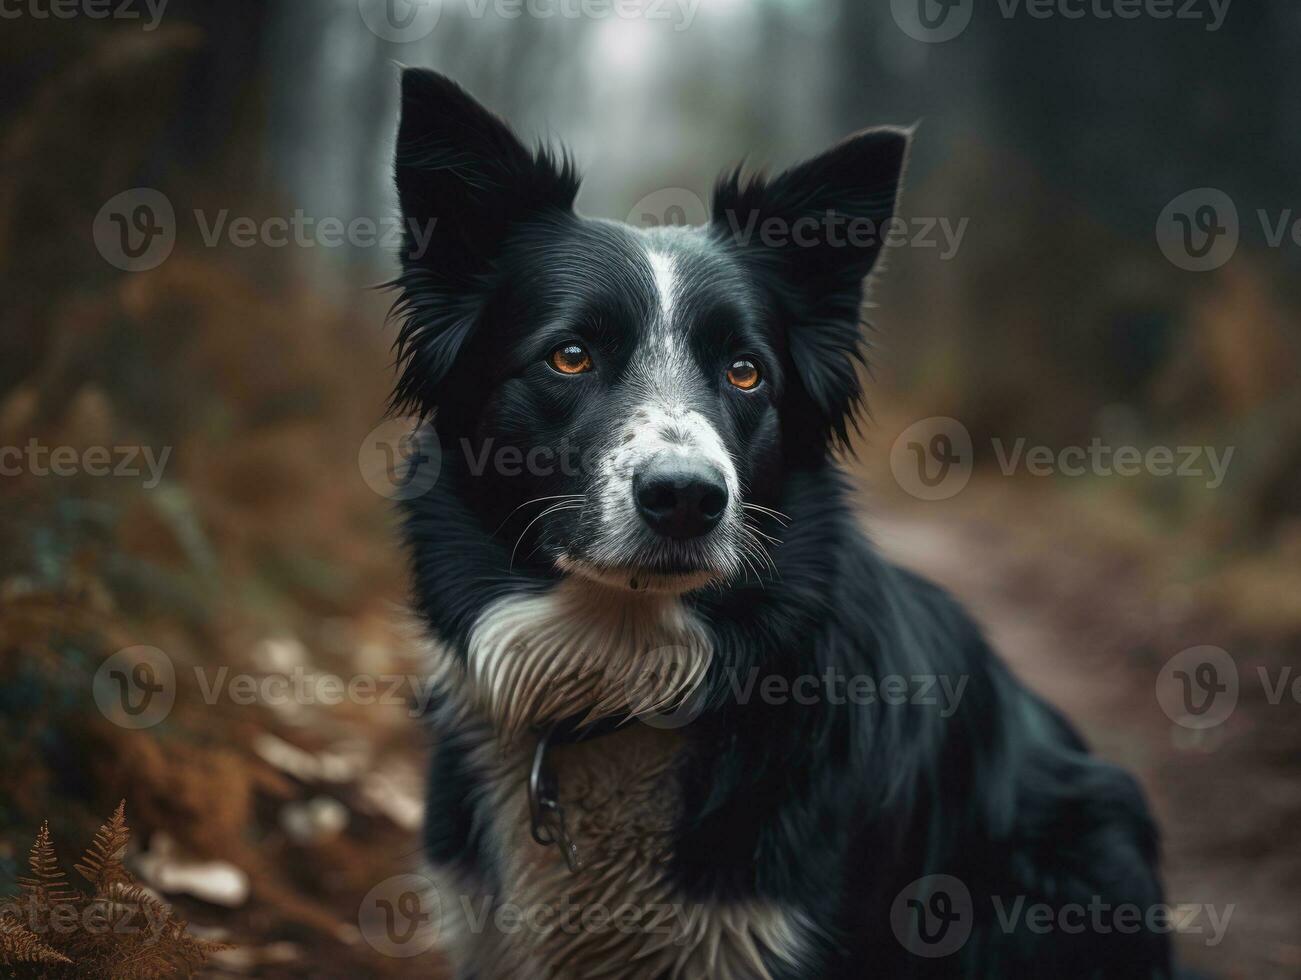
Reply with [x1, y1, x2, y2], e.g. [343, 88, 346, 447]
[726, 359, 761, 391]
[549, 344, 593, 375]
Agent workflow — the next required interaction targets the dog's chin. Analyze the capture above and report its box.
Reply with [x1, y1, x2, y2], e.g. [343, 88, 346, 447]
[556, 554, 723, 596]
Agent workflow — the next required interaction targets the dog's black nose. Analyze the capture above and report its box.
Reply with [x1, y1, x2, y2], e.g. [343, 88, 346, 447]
[633, 456, 729, 539]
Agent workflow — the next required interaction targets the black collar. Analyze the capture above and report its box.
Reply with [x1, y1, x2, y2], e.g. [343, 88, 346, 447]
[527, 714, 633, 874]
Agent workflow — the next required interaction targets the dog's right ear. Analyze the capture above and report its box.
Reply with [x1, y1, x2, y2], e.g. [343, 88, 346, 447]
[391, 69, 579, 417]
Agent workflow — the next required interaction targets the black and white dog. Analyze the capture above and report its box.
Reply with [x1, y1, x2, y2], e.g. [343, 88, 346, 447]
[389, 69, 1174, 979]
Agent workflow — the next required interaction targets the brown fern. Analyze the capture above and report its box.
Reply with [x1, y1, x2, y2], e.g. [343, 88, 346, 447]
[16, 822, 79, 912]
[0, 918, 72, 967]
[72, 800, 130, 892]
[1, 803, 231, 979]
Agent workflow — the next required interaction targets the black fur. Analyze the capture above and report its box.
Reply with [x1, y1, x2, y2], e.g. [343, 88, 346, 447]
[389, 69, 1175, 979]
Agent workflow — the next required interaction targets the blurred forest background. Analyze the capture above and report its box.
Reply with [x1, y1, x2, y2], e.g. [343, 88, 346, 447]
[1, 0, 1299, 977]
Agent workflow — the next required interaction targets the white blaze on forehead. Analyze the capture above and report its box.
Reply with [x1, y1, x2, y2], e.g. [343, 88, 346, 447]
[572, 239, 746, 582]
[647, 249, 678, 323]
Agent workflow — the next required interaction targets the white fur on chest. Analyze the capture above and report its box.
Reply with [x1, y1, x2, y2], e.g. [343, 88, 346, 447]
[461, 577, 715, 743]
[425, 583, 814, 979]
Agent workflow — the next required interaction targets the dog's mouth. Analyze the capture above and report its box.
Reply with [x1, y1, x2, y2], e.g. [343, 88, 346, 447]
[537, 414, 751, 595]
[556, 554, 725, 595]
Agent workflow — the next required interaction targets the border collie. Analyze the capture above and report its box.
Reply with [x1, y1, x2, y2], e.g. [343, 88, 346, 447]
[388, 69, 1175, 979]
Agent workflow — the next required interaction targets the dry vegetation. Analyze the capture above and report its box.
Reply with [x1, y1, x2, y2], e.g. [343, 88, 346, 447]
[1, 14, 1298, 980]
[1, 803, 227, 978]
[0, 20, 441, 980]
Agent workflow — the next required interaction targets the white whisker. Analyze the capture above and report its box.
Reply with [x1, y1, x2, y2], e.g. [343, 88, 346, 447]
[509, 501, 585, 572]
[743, 503, 791, 526]
[492, 494, 585, 538]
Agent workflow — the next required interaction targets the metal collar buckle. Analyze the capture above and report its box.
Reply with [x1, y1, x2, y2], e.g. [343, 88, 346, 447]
[528, 724, 582, 873]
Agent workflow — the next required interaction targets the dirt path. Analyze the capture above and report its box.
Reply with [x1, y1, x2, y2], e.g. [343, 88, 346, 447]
[872, 505, 1301, 980]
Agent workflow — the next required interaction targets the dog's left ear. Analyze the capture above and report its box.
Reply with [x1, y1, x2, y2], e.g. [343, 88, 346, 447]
[711, 127, 911, 452]
[390, 69, 580, 418]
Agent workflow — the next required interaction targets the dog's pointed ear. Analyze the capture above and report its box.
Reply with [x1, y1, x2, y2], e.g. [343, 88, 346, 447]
[391, 69, 579, 417]
[711, 127, 911, 453]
